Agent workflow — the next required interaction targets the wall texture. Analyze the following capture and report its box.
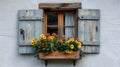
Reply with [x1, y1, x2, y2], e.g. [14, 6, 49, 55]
[0, 0, 120, 67]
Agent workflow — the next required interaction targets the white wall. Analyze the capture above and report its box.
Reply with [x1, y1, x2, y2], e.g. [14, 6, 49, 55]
[0, 0, 120, 67]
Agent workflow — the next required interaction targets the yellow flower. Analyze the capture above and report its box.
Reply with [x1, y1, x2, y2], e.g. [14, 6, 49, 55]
[78, 44, 81, 48]
[40, 34, 44, 38]
[78, 42, 81, 45]
[31, 42, 34, 45]
[34, 41, 37, 44]
[68, 40, 70, 43]
[31, 38, 35, 42]
[31, 38, 37, 45]
[65, 41, 69, 44]
[65, 50, 73, 54]
[70, 44, 74, 49]
[42, 35, 46, 39]
[69, 38, 74, 42]
[40, 34, 46, 39]
[51, 36, 54, 39]
[78, 42, 82, 48]
[31, 38, 35, 43]
[31, 41, 35, 45]
[75, 40, 79, 44]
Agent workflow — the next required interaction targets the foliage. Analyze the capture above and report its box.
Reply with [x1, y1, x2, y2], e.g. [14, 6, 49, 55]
[31, 33, 82, 55]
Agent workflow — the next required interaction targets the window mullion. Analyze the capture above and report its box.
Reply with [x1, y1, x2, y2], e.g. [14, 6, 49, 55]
[58, 12, 64, 38]
[44, 12, 47, 34]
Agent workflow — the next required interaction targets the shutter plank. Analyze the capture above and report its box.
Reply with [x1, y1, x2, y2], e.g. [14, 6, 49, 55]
[78, 9, 100, 19]
[81, 46, 99, 54]
[35, 19, 43, 39]
[83, 41, 100, 45]
[78, 20, 85, 41]
[18, 10, 43, 20]
[19, 46, 34, 54]
[96, 20, 100, 41]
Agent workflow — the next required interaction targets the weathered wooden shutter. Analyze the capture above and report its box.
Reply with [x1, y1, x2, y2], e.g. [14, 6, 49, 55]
[78, 9, 100, 54]
[18, 9, 43, 54]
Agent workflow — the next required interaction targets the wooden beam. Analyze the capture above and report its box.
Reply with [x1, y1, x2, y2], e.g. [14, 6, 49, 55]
[39, 3, 81, 10]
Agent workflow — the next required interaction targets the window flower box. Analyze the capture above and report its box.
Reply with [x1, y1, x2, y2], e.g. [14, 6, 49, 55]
[39, 50, 81, 59]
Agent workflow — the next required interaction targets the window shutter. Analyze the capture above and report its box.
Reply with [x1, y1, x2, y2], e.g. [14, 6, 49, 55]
[78, 9, 100, 54]
[18, 9, 43, 54]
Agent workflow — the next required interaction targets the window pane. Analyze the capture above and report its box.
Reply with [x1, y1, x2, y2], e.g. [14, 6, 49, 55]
[64, 12, 74, 26]
[64, 28, 74, 38]
[47, 13, 58, 25]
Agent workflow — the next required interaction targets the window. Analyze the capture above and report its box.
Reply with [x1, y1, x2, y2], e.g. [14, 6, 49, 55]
[43, 10, 77, 38]
[18, 3, 100, 54]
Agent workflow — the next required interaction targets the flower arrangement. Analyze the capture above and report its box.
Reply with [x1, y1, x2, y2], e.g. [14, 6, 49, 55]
[31, 33, 82, 55]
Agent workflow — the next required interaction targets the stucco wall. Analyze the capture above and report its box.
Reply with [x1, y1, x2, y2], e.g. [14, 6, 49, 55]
[0, 0, 120, 67]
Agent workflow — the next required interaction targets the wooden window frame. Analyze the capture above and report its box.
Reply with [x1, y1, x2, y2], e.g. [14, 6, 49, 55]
[43, 10, 77, 38]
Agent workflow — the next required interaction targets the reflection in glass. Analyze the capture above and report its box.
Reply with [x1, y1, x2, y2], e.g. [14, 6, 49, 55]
[47, 13, 58, 25]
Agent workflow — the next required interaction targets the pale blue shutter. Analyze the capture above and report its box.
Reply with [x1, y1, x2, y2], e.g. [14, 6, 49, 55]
[78, 9, 100, 54]
[18, 9, 43, 54]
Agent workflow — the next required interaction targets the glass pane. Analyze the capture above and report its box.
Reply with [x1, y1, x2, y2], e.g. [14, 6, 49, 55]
[64, 12, 74, 26]
[64, 27, 74, 38]
[47, 13, 58, 25]
[47, 27, 58, 35]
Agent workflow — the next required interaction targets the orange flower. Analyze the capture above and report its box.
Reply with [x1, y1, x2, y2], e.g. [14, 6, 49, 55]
[52, 33, 56, 36]
[48, 36, 54, 41]
[59, 39, 63, 44]
[45, 33, 50, 37]
[61, 35, 65, 39]
[38, 38, 43, 42]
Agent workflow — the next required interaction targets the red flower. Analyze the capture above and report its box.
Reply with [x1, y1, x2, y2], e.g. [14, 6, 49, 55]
[52, 33, 56, 36]
[45, 33, 50, 37]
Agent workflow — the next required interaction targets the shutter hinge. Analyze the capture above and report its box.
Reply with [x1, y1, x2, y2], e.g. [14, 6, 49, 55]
[77, 17, 80, 20]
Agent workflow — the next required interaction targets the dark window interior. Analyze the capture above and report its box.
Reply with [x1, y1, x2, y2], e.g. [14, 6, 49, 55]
[47, 13, 58, 25]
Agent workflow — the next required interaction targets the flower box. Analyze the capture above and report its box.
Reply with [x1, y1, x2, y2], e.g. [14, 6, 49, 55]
[39, 51, 81, 59]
